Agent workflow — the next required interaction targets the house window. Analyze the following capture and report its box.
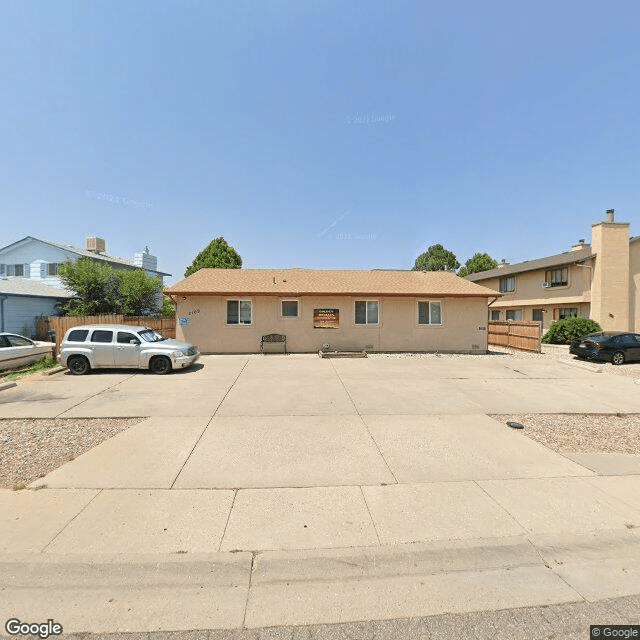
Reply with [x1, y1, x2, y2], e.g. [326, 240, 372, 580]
[47, 263, 61, 276]
[557, 307, 577, 319]
[227, 300, 252, 325]
[532, 309, 544, 323]
[418, 301, 442, 325]
[499, 276, 515, 293]
[7, 264, 25, 277]
[355, 300, 379, 325]
[490, 309, 500, 321]
[545, 268, 568, 287]
[281, 300, 299, 318]
[506, 309, 522, 321]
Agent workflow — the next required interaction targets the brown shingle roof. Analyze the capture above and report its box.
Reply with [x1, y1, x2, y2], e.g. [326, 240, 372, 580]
[166, 268, 500, 297]
[466, 246, 593, 282]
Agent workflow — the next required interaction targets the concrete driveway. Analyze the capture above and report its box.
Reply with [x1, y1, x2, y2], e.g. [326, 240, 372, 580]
[1, 354, 640, 633]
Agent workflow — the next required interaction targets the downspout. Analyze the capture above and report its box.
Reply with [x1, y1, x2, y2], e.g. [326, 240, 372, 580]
[0, 295, 7, 332]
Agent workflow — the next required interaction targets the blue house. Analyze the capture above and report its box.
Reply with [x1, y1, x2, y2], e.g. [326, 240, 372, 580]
[0, 278, 72, 335]
[0, 236, 171, 337]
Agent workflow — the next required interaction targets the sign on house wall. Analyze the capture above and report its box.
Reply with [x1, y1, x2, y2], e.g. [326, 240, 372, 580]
[313, 308, 339, 329]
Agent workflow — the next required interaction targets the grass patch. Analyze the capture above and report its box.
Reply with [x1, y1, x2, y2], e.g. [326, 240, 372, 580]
[1, 357, 58, 382]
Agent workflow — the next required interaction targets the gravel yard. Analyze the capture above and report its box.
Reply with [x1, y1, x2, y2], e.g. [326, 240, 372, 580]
[492, 413, 640, 454]
[0, 418, 143, 489]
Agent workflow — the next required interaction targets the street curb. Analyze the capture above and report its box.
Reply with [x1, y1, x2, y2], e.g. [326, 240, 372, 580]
[43, 366, 67, 376]
[0, 381, 17, 391]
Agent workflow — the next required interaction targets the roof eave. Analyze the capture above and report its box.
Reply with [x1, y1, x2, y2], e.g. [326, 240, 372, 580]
[0, 291, 72, 299]
[165, 290, 500, 298]
[467, 253, 593, 281]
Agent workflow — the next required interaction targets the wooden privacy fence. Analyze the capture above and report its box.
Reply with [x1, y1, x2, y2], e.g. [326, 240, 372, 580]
[487, 320, 541, 353]
[45, 315, 176, 354]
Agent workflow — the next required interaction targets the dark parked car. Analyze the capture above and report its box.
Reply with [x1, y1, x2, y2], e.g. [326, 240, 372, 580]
[569, 332, 640, 365]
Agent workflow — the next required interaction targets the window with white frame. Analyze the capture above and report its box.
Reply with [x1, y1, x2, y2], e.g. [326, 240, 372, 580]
[47, 263, 61, 276]
[499, 276, 515, 293]
[490, 309, 500, 321]
[355, 300, 379, 325]
[227, 300, 252, 325]
[418, 301, 442, 325]
[281, 300, 299, 318]
[506, 309, 522, 321]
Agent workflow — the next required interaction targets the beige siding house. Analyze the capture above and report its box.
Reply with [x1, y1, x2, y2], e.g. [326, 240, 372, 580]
[166, 269, 499, 354]
[467, 210, 640, 333]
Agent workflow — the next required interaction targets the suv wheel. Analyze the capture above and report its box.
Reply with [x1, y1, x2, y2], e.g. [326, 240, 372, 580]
[68, 355, 90, 376]
[150, 355, 172, 375]
[612, 351, 625, 366]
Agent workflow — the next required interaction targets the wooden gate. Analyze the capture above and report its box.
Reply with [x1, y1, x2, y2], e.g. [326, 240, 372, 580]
[45, 315, 176, 354]
[487, 320, 541, 353]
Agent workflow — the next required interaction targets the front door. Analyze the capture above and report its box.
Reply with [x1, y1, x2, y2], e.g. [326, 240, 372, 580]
[115, 331, 141, 368]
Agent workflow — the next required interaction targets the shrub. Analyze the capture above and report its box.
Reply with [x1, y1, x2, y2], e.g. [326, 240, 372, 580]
[541, 317, 602, 344]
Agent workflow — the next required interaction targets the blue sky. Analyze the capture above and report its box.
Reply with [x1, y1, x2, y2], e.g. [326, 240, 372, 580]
[1, 0, 639, 283]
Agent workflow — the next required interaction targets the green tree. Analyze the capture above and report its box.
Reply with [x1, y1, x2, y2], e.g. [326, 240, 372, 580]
[58, 258, 164, 316]
[458, 252, 498, 277]
[412, 244, 460, 272]
[58, 259, 121, 316]
[115, 269, 163, 316]
[184, 237, 242, 277]
[161, 288, 175, 317]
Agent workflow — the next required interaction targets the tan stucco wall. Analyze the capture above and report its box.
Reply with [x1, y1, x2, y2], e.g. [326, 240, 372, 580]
[490, 302, 591, 331]
[479, 264, 590, 305]
[476, 265, 591, 331]
[630, 241, 640, 332]
[591, 222, 630, 331]
[175, 295, 489, 353]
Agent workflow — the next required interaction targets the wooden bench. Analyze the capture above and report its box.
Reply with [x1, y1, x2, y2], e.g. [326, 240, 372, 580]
[260, 333, 287, 354]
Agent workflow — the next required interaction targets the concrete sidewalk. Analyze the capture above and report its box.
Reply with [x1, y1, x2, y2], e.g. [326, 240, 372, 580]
[1, 355, 640, 634]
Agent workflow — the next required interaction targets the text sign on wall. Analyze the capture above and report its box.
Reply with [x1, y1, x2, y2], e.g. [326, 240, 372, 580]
[313, 308, 340, 329]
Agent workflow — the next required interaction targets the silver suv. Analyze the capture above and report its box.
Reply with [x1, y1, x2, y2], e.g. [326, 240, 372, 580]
[58, 324, 199, 375]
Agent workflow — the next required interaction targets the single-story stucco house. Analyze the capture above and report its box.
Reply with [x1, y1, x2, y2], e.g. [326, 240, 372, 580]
[165, 269, 500, 354]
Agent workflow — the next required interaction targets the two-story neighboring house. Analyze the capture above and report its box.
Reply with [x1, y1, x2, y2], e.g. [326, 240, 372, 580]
[0, 236, 171, 336]
[466, 210, 640, 333]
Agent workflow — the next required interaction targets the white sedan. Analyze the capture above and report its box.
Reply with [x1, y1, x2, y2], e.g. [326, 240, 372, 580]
[0, 333, 55, 371]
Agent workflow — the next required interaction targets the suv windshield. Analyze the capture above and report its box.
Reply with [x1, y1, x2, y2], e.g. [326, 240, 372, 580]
[139, 329, 167, 342]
